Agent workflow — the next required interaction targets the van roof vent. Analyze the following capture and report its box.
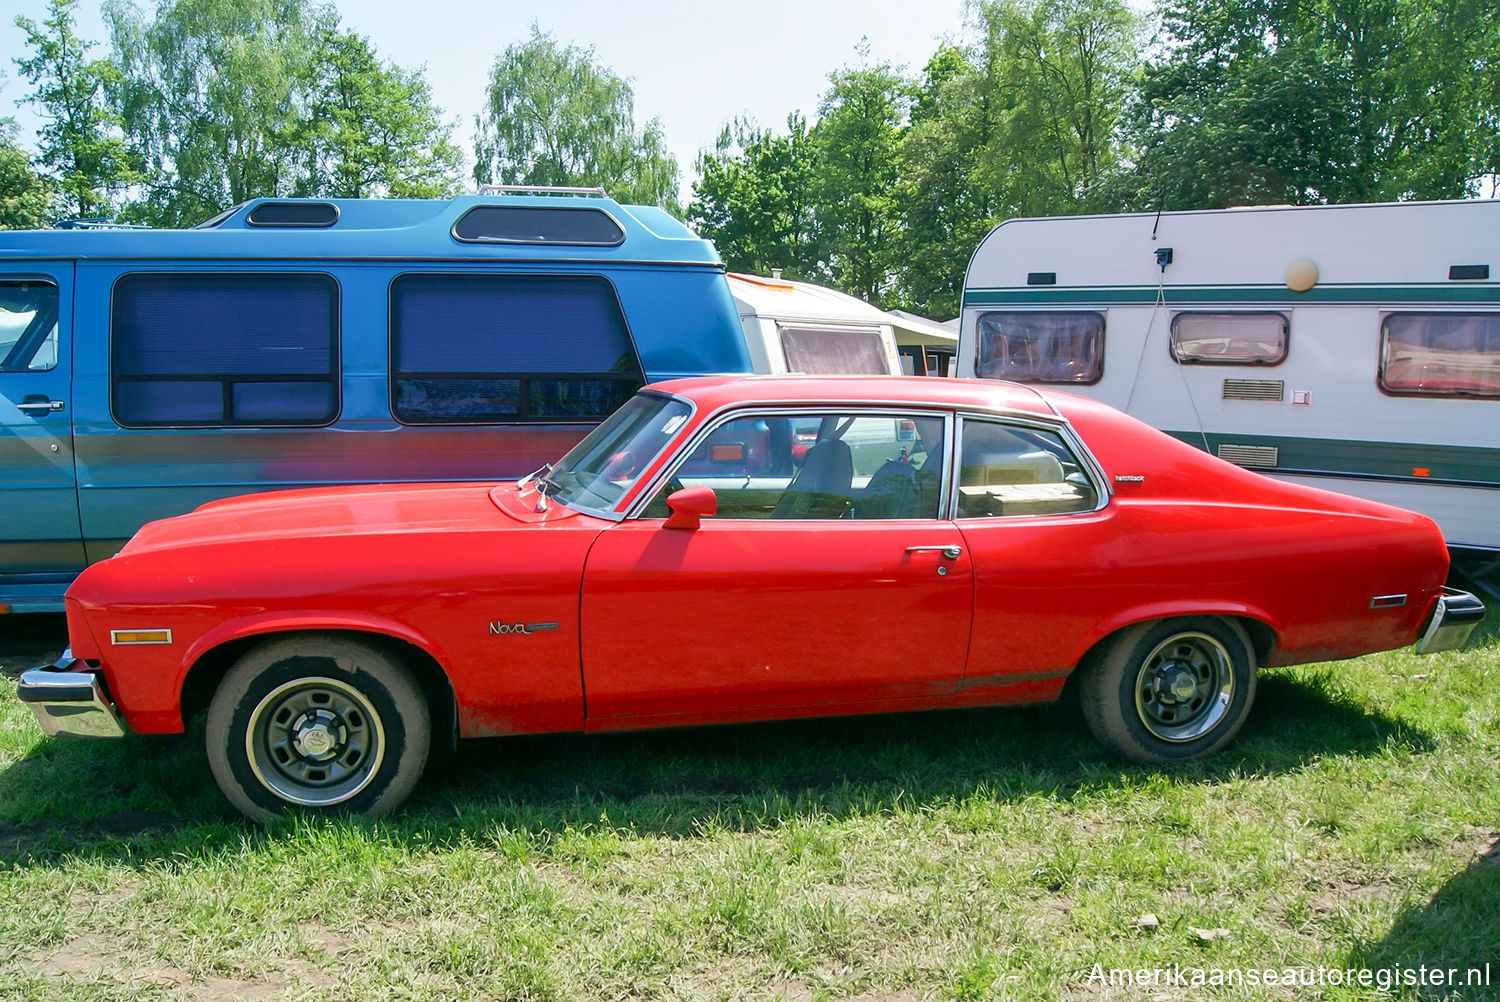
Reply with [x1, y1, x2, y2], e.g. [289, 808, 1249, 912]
[453, 205, 625, 246]
[246, 201, 340, 228]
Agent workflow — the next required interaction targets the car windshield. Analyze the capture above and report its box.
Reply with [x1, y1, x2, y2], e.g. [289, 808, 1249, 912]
[542, 392, 692, 513]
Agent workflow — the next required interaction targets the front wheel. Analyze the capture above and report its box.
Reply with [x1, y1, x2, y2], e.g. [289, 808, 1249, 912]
[1079, 617, 1257, 763]
[206, 635, 430, 821]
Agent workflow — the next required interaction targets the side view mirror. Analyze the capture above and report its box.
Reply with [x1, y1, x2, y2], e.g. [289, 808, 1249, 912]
[663, 485, 717, 530]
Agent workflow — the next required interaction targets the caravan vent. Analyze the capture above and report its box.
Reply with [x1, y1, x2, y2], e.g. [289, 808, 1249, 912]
[1217, 444, 1279, 467]
[1222, 379, 1284, 401]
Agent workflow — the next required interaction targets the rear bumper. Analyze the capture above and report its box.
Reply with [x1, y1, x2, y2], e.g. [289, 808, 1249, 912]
[1415, 588, 1487, 655]
[16, 651, 128, 738]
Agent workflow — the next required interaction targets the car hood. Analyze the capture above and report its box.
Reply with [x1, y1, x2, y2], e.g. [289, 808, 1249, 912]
[120, 481, 586, 556]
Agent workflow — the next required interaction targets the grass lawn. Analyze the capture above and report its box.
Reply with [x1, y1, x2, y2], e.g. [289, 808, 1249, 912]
[0, 610, 1495, 1001]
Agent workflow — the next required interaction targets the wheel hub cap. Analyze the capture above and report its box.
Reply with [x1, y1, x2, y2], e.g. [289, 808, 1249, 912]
[292, 711, 342, 760]
[1164, 666, 1199, 702]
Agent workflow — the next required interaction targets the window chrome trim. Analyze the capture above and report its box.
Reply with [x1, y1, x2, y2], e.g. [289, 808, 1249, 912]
[948, 410, 1111, 521]
[622, 403, 958, 522]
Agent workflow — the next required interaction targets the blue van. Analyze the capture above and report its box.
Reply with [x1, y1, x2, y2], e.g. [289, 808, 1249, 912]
[0, 190, 750, 612]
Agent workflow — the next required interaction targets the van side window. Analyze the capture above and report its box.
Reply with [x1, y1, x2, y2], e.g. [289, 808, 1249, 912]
[957, 419, 1098, 518]
[1170, 312, 1288, 365]
[0, 281, 59, 372]
[112, 273, 338, 427]
[975, 311, 1103, 384]
[390, 274, 644, 423]
[1380, 312, 1500, 398]
[780, 327, 889, 374]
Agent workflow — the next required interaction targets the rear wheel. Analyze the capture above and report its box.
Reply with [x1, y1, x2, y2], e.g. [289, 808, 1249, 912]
[1080, 617, 1257, 763]
[206, 635, 430, 821]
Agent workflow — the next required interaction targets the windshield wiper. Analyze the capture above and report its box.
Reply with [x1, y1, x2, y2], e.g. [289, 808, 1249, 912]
[516, 463, 552, 491]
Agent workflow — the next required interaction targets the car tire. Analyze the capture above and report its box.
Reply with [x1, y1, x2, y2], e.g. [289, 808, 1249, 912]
[206, 634, 430, 821]
[1079, 617, 1257, 764]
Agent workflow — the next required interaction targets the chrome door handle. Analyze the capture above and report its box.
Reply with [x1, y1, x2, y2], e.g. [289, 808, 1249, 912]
[16, 399, 65, 414]
[905, 544, 962, 559]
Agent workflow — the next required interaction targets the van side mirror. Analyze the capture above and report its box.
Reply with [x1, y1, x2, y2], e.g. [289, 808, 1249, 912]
[663, 486, 716, 530]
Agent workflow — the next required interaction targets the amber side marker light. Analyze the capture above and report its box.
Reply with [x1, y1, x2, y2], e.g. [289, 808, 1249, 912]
[1412, 467, 1431, 477]
[110, 629, 172, 646]
[0, 603, 10, 615]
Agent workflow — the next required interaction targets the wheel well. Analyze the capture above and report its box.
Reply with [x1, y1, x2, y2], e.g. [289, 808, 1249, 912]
[180, 629, 458, 751]
[1059, 614, 1278, 702]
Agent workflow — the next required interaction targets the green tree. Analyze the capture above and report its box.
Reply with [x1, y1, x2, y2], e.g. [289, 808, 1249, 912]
[474, 25, 679, 210]
[811, 50, 910, 305]
[893, 1, 1139, 317]
[0, 121, 55, 229]
[897, 44, 1001, 318]
[977, 0, 1139, 211]
[1124, 0, 1500, 209]
[292, 25, 462, 198]
[14, 0, 139, 219]
[104, 0, 323, 226]
[688, 114, 824, 279]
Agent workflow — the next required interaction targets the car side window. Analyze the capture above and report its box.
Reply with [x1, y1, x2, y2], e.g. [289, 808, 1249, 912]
[957, 418, 1098, 518]
[0, 281, 59, 373]
[644, 411, 945, 520]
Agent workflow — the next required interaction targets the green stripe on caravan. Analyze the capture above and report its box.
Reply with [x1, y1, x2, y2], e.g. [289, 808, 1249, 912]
[1166, 431, 1500, 489]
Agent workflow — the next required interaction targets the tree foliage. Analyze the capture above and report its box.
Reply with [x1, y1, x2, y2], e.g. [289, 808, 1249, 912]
[689, 115, 823, 279]
[811, 52, 910, 304]
[0, 121, 55, 230]
[105, 0, 323, 225]
[1122, 0, 1500, 208]
[14, 0, 140, 220]
[292, 24, 461, 198]
[474, 25, 679, 211]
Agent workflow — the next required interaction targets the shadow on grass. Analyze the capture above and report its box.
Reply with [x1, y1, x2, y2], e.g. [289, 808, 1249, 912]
[0, 642, 1437, 866]
[1351, 837, 1500, 999]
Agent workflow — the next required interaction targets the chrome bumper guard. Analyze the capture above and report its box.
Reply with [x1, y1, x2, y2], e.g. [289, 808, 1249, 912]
[1415, 588, 1487, 655]
[16, 651, 128, 738]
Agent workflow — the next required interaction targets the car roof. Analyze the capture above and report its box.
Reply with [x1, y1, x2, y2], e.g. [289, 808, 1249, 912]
[647, 374, 1063, 421]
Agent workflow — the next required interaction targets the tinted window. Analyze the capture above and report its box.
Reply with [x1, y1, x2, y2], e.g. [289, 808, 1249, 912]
[391, 274, 644, 423]
[1380, 312, 1500, 398]
[645, 411, 945, 520]
[975, 312, 1103, 383]
[0, 281, 59, 373]
[1171, 312, 1288, 365]
[957, 419, 1098, 518]
[111, 273, 338, 426]
[780, 327, 889, 374]
[452, 206, 625, 245]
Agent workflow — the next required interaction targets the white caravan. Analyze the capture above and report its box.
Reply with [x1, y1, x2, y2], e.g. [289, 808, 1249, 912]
[958, 200, 1499, 552]
[728, 273, 902, 375]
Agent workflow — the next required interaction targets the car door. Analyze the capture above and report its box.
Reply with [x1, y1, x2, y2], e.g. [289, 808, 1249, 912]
[950, 415, 1117, 688]
[579, 408, 973, 722]
[0, 266, 83, 610]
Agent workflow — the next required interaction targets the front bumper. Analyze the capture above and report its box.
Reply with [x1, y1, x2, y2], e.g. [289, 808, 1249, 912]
[16, 651, 128, 738]
[1415, 587, 1487, 655]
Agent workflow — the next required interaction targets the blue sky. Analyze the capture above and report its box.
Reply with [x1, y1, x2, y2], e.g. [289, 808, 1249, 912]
[2, 0, 973, 195]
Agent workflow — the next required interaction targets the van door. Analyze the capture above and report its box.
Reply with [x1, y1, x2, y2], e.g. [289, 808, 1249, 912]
[0, 266, 83, 610]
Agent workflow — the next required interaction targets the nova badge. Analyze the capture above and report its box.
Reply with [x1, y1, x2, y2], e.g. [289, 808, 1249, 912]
[488, 621, 559, 636]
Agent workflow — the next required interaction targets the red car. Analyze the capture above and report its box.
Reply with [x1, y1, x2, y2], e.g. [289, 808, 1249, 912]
[19, 376, 1483, 820]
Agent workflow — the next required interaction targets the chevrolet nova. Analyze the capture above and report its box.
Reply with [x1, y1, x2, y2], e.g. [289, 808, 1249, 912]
[19, 376, 1484, 819]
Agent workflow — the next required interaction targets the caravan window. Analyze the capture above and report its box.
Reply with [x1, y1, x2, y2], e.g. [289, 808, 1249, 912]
[975, 312, 1103, 384]
[0, 281, 59, 372]
[780, 326, 888, 374]
[1379, 313, 1500, 398]
[111, 273, 339, 427]
[1170, 312, 1287, 365]
[390, 274, 644, 423]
